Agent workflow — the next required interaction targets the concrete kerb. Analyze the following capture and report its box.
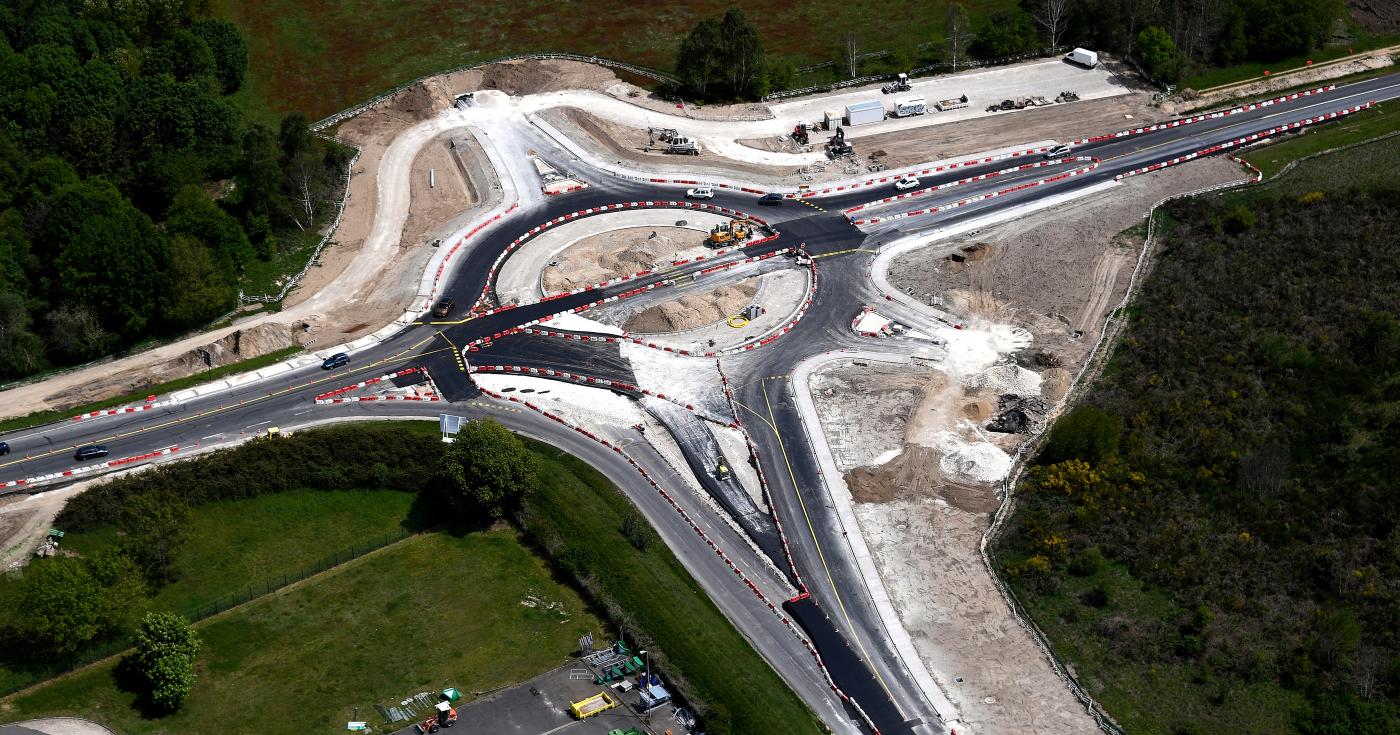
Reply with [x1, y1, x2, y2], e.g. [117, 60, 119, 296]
[788, 351, 962, 728]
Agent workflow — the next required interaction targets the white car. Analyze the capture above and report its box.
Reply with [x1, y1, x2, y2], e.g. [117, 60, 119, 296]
[894, 176, 920, 191]
[686, 187, 714, 200]
[1044, 145, 1073, 159]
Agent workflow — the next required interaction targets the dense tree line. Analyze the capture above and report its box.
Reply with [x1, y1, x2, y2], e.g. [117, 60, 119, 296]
[674, 9, 768, 101]
[999, 184, 1400, 733]
[0, 1, 348, 381]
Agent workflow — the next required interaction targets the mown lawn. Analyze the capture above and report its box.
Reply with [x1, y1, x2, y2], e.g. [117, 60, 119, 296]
[220, 0, 1017, 122]
[1241, 101, 1400, 180]
[519, 438, 822, 733]
[1, 529, 601, 734]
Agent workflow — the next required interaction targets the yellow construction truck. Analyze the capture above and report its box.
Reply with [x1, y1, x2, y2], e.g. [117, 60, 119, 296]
[706, 218, 753, 246]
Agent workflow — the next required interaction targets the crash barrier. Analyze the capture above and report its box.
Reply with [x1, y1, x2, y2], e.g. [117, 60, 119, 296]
[476, 385, 882, 735]
[1229, 154, 1264, 183]
[522, 248, 805, 358]
[423, 203, 520, 311]
[69, 395, 178, 422]
[850, 157, 1099, 226]
[763, 47, 1067, 101]
[2, 444, 188, 493]
[468, 364, 734, 428]
[474, 201, 771, 312]
[310, 53, 679, 132]
[1114, 103, 1372, 180]
[243, 147, 362, 304]
[851, 306, 887, 338]
[0, 527, 416, 697]
[313, 367, 422, 401]
[843, 156, 1089, 214]
[543, 184, 589, 196]
[792, 145, 1057, 200]
[716, 362, 807, 593]
[463, 278, 678, 354]
[1070, 84, 1337, 145]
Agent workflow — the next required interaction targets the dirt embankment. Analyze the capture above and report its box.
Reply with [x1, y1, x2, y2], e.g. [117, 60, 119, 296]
[542, 226, 704, 293]
[1349, 0, 1400, 33]
[548, 108, 795, 179]
[624, 278, 759, 333]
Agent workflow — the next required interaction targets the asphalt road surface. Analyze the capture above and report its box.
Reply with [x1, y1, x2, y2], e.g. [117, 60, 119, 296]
[3, 73, 1397, 735]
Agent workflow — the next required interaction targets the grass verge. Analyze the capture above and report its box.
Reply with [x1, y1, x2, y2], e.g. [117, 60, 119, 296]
[1241, 101, 1399, 180]
[1, 530, 600, 734]
[0, 346, 305, 435]
[517, 437, 821, 733]
[1182, 35, 1400, 91]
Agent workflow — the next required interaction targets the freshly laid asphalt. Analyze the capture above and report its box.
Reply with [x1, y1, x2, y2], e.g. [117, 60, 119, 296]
[3, 73, 1398, 735]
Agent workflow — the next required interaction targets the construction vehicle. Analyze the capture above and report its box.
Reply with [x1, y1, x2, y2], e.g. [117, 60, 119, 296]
[791, 123, 810, 145]
[706, 218, 753, 246]
[826, 127, 854, 158]
[881, 72, 912, 94]
[892, 95, 927, 117]
[1054, 90, 1080, 103]
[570, 692, 619, 720]
[666, 137, 700, 155]
[935, 94, 969, 112]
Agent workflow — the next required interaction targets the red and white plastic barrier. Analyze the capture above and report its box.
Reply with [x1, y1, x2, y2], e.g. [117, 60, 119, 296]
[313, 367, 422, 402]
[851, 158, 1100, 226]
[3, 444, 188, 492]
[843, 157, 1085, 214]
[424, 203, 519, 309]
[1071, 85, 1338, 145]
[468, 364, 735, 427]
[1114, 103, 1371, 180]
[70, 395, 176, 423]
[473, 201, 772, 312]
[787, 144, 1057, 199]
[474, 386, 880, 732]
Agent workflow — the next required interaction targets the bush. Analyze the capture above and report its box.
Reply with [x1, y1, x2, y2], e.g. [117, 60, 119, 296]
[131, 612, 201, 712]
[1037, 405, 1121, 465]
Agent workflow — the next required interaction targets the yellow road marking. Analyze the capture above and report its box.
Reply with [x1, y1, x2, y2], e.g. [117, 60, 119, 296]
[0, 338, 450, 471]
[813, 248, 876, 259]
[757, 378, 905, 715]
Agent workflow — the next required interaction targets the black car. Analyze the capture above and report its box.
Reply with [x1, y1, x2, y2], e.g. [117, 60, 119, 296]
[431, 297, 455, 318]
[758, 193, 783, 206]
[74, 445, 109, 461]
[321, 352, 349, 370]
[0, 441, 9, 456]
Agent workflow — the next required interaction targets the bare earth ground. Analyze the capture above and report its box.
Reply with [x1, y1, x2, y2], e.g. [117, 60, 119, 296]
[805, 157, 1252, 734]
[888, 155, 1248, 368]
[1175, 50, 1396, 113]
[548, 107, 794, 179]
[623, 278, 759, 333]
[1348, 0, 1400, 33]
[541, 226, 706, 294]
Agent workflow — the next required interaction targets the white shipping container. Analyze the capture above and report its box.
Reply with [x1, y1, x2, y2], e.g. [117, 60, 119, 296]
[893, 96, 926, 117]
[845, 100, 886, 126]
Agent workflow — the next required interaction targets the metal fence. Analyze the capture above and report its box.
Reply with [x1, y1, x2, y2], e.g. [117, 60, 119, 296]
[310, 52, 679, 133]
[977, 167, 1266, 735]
[0, 528, 415, 697]
[241, 145, 362, 304]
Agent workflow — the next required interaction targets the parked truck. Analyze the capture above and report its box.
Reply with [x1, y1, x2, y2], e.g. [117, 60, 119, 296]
[1066, 48, 1099, 68]
[892, 95, 927, 117]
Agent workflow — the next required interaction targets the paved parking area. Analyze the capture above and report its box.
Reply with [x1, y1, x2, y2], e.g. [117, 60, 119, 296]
[389, 663, 671, 735]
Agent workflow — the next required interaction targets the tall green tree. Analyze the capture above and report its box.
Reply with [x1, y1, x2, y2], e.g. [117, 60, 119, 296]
[191, 18, 247, 94]
[19, 553, 147, 659]
[132, 612, 201, 712]
[438, 419, 539, 519]
[1136, 25, 1184, 83]
[674, 9, 768, 101]
[119, 489, 192, 583]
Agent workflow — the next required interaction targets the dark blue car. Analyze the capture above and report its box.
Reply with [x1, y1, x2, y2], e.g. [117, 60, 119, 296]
[321, 352, 349, 370]
[74, 445, 109, 461]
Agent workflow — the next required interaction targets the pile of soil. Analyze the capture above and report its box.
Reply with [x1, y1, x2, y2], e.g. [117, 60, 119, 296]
[476, 60, 618, 96]
[542, 226, 701, 293]
[624, 280, 758, 333]
[845, 445, 1001, 512]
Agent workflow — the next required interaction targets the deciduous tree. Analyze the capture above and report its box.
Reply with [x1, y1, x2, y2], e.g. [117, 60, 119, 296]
[438, 419, 539, 519]
[132, 612, 201, 712]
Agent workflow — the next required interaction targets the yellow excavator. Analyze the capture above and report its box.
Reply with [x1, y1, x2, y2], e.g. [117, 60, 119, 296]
[706, 218, 753, 246]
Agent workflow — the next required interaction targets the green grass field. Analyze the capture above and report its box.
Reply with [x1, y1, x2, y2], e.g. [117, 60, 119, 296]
[1181, 33, 1400, 91]
[0, 346, 304, 434]
[220, 0, 1017, 123]
[518, 438, 822, 733]
[1, 530, 600, 734]
[1241, 101, 1399, 180]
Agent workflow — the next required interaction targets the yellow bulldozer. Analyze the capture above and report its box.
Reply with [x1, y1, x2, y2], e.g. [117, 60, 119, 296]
[706, 218, 753, 246]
